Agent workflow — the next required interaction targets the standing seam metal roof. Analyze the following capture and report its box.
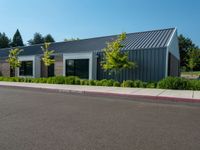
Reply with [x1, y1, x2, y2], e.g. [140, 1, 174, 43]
[0, 28, 176, 58]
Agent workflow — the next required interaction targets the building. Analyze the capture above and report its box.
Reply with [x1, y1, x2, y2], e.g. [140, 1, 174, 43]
[0, 28, 180, 82]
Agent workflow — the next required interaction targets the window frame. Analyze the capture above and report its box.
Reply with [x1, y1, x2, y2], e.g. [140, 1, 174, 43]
[19, 61, 33, 76]
[65, 59, 89, 79]
[63, 52, 96, 80]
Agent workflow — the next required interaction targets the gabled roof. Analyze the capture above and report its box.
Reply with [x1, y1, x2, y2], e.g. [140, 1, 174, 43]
[0, 28, 176, 58]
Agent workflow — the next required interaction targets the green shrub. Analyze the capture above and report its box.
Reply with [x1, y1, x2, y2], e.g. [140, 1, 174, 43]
[32, 78, 43, 83]
[133, 80, 144, 88]
[157, 77, 189, 90]
[2, 77, 11, 82]
[89, 80, 97, 86]
[96, 80, 102, 86]
[80, 79, 89, 85]
[100, 79, 115, 86]
[64, 76, 79, 84]
[74, 78, 80, 85]
[121, 80, 133, 87]
[1, 75, 200, 91]
[65, 76, 74, 84]
[36, 78, 47, 83]
[46, 77, 53, 84]
[187, 80, 200, 90]
[23, 78, 33, 83]
[53, 76, 65, 84]
[146, 82, 157, 88]
[10, 77, 18, 82]
[100, 79, 108, 86]
[3, 77, 24, 82]
[142, 82, 148, 88]
[113, 81, 120, 87]
[31, 78, 39, 83]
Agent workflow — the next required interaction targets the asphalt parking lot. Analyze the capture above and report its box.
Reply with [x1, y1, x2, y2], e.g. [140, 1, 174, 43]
[0, 86, 200, 150]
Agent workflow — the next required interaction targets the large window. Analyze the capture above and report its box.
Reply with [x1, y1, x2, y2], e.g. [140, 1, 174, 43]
[19, 61, 33, 76]
[65, 59, 89, 79]
[48, 63, 55, 77]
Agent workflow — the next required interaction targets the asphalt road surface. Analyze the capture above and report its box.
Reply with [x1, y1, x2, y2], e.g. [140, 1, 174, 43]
[0, 86, 200, 150]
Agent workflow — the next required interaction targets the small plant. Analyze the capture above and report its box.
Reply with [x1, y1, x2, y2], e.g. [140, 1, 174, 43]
[41, 42, 55, 67]
[96, 80, 103, 86]
[74, 78, 81, 85]
[121, 80, 133, 87]
[101, 33, 137, 80]
[80, 79, 89, 85]
[7, 48, 23, 76]
[187, 80, 200, 90]
[53, 76, 65, 84]
[157, 77, 189, 90]
[89, 80, 97, 86]
[113, 81, 120, 87]
[146, 82, 157, 88]
[65, 76, 80, 84]
[100, 79, 115, 86]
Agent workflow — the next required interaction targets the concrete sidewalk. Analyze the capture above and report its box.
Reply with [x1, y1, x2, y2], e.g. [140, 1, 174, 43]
[0, 81, 200, 102]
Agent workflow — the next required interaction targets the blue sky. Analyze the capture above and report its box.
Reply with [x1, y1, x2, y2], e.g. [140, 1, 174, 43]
[0, 0, 199, 46]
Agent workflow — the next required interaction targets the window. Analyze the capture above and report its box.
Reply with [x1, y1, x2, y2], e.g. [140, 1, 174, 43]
[66, 59, 89, 79]
[19, 61, 33, 76]
[47, 56, 55, 77]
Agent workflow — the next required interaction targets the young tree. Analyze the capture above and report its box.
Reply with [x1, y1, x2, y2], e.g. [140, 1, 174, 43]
[44, 34, 55, 43]
[0, 32, 10, 48]
[101, 32, 137, 79]
[41, 42, 55, 67]
[178, 34, 198, 69]
[187, 48, 200, 75]
[6, 48, 23, 76]
[11, 29, 24, 47]
[28, 33, 44, 45]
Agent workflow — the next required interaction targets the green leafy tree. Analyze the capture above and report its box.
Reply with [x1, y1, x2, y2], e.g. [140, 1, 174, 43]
[7, 48, 23, 76]
[11, 29, 24, 47]
[178, 34, 198, 69]
[44, 34, 55, 43]
[101, 32, 137, 79]
[41, 42, 55, 66]
[187, 48, 200, 75]
[0, 32, 10, 48]
[28, 33, 44, 45]
[64, 38, 80, 42]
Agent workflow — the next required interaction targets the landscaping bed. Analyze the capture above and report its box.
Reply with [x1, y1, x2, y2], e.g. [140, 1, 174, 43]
[0, 76, 200, 90]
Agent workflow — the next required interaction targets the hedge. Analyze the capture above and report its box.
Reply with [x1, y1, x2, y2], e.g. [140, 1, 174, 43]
[0, 76, 199, 90]
[157, 77, 200, 90]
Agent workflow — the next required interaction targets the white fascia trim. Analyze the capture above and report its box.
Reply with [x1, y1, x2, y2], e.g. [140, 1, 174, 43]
[17, 55, 36, 78]
[63, 52, 96, 80]
[167, 28, 177, 47]
[165, 28, 177, 77]
[165, 48, 169, 77]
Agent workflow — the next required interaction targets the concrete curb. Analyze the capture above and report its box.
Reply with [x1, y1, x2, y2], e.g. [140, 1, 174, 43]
[83, 91, 200, 103]
[0, 84, 200, 104]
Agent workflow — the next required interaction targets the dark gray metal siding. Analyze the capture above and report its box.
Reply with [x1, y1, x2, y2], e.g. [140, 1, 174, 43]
[168, 52, 180, 77]
[97, 48, 167, 82]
